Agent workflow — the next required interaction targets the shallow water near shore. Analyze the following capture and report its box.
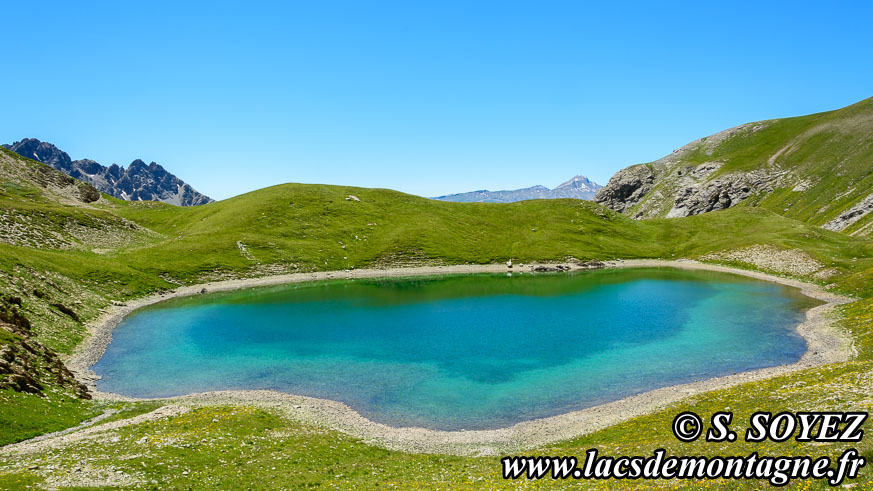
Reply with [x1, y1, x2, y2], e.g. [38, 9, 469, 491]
[93, 268, 819, 430]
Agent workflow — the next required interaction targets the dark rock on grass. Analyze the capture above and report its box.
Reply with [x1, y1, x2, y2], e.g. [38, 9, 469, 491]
[531, 264, 572, 272]
[4, 373, 43, 394]
[580, 260, 605, 269]
[50, 303, 81, 322]
[529, 262, 604, 272]
[77, 181, 101, 203]
[0, 300, 31, 333]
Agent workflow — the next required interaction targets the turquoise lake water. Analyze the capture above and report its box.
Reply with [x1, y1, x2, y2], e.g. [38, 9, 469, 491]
[93, 268, 819, 430]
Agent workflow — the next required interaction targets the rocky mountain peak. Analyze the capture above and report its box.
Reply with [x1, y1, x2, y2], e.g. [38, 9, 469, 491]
[4, 138, 73, 172]
[2, 138, 213, 206]
[434, 175, 602, 203]
[556, 175, 598, 190]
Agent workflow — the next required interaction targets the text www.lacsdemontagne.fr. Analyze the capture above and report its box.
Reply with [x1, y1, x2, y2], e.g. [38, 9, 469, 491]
[501, 449, 865, 486]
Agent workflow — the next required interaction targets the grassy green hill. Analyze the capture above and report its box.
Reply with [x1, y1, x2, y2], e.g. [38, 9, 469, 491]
[595, 97, 873, 235]
[4, 144, 873, 354]
[1, 144, 873, 487]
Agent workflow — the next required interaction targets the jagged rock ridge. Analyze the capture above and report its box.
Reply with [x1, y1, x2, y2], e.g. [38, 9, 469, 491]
[3, 138, 212, 206]
[434, 175, 602, 203]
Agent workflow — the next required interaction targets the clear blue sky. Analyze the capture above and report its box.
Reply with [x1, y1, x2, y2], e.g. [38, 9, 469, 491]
[2, 1, 872, 200]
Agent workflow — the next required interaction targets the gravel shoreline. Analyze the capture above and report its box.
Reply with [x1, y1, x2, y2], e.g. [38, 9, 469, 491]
[66, 260, 856, 456]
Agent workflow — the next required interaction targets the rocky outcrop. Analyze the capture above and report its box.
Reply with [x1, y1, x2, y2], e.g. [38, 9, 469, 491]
[593, 97, 873, 235]
[593, 165, 657, 213]
[434, 175, 602, 203]
[664, 167, 787, 218]
[0, 298, 90, 399]
[0, 326, 91, 398]
[3, 138, 212, 206]
[594, 121, 778, 218]
[822, 193, 873, 232]
[596, 161, 787, 220]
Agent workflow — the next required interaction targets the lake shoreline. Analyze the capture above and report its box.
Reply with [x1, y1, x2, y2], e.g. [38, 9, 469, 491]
[66, 260, 856, 456]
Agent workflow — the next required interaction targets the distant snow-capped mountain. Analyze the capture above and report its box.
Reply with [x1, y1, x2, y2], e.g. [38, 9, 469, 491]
[433, 175, 602, 203]
[3, 138, 212, 206]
